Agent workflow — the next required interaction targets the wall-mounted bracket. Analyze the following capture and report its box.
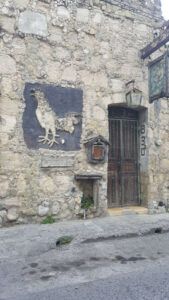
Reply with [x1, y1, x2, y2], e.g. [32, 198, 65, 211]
[140, 23, 169, 59]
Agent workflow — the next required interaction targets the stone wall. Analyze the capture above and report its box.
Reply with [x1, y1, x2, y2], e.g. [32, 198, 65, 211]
[148, 100, 169, 209]
[0, 0, 168, 225]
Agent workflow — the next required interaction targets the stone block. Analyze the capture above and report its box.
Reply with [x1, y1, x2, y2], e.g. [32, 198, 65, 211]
[18, 11, 48, 37]
[79, 71, 108, 88]
[0, 209, 7, 225]
[0, 133, 9, 147]
[52, 202, 60, 215]
[53, 47, 71, 61]
[0, 16, 15, 33]
[79, 70, 93, 86]
[148, 206, 166, 215]
[160, 100, 168, 110]
[45, 61, 60, 82]
[90, 56, 102, 73]
[0, 210, 7, 219]
[14, 0, 29, 9]
[38, 203, 49, 216]
[39, 43, 52, 60]
[17, 175, 27, 196]
[0, 180, 9, 198]
[57, 7, 70, 19]
[7, 207, 19, 221]
[59, 205, 71, 219]
[93, 73, 108, 88]
[0, 114, 16, 133]
[1, 6, 15, 17]
[76, 8, 89, 23]
[0, 152, 25, 171]
[0, 55, 16, 74]
[112, 93, 126, 103]
[41, 155, 75, 168]
[111, 79, 124, 93]
[12, 38, 26, 56]
[62, 66, 77, 82]
[93, 106, 106, 121]
[39, 176, 56, 194]
[101, 96, 112, 108]
[92, 13, 102, 24]
[160, 159, 169, 173]
[5, 197, 20, 208]
[158, 206, 166, 214]
[0, 98, 19, 115]
[1, 77, 14, 97]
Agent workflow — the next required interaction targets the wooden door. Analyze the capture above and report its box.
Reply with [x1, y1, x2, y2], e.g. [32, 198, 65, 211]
[107, 107, 140, 207]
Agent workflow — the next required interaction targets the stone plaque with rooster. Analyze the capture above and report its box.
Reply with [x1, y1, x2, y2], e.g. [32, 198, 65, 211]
[23, 83, 83, 150]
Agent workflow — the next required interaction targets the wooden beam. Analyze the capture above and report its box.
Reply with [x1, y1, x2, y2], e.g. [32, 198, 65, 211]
[140, 27, 169, 59]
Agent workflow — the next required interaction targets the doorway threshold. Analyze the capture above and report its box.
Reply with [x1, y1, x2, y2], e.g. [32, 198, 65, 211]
[107, 206, 148, 216]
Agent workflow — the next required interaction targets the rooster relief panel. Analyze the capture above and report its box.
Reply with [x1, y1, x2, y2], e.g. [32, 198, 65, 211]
[23, 83, 83, 151]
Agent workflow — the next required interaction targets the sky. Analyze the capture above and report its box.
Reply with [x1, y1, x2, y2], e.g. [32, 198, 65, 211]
[161, 0, 169, 20]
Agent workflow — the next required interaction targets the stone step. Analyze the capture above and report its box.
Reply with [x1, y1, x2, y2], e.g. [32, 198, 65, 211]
[107, 206, 148, 216]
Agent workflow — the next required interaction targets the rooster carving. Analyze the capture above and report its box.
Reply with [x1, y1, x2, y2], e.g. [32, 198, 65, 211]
[31, 89, 80, 147]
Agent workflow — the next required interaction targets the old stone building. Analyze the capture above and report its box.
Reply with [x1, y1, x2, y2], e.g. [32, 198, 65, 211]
[0, 0, 169, 225]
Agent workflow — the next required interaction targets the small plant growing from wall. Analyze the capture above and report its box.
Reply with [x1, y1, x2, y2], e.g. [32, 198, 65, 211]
[41, 215, 55, 224]
[81, 194, 94, 219]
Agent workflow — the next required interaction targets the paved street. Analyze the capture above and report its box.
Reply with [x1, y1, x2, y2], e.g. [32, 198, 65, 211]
[1, 215, 169, 300]
[4, 258, 169, 300]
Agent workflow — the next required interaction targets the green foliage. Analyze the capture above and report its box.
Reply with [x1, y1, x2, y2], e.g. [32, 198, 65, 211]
[41, 215, 55, 224]
[56, 235, 73, 246]
[81, 195, 94, 210]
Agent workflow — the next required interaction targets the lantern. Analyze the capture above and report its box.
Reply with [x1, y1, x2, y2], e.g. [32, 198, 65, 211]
[126, 80, 143, 107]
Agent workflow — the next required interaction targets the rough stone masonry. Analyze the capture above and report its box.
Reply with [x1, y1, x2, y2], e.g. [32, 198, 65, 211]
[0, 0, 169, 225]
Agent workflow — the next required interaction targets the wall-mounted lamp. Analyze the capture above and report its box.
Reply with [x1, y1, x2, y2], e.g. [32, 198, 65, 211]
[126, 80, 143, 107]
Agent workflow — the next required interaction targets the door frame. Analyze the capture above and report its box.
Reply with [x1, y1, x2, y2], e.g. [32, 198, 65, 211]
[107, 106, 141, 208]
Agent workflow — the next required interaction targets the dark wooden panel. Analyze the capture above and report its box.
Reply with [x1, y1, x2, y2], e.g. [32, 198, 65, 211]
[107, 174, 119, 207]
[121, 175, 138, 205]
[122, 120, 138, 160]
[109, 119, 121, 159]
[108, 107, 139, 207]
[23, 83, 83, 151]
[108, 107, 138, 120]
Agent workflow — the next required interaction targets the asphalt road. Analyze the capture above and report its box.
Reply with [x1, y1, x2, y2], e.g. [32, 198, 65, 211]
[1, 232, 169, 300]
[5, 261, 169, 300]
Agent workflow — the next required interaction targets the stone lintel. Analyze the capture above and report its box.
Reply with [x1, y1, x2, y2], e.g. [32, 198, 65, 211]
[75, 174, 102, 180]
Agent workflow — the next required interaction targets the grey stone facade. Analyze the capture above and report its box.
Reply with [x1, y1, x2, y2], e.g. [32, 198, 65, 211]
[0, 0, 168, 225]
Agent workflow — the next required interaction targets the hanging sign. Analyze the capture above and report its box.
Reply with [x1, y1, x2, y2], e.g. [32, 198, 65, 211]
[149, 51, 169, 102]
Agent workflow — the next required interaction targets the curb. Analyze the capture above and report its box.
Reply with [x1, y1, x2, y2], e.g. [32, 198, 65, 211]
[81, 226, 169, 244]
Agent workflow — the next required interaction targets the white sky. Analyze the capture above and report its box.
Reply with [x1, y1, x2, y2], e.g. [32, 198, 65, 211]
[161, 0, 169, 20]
